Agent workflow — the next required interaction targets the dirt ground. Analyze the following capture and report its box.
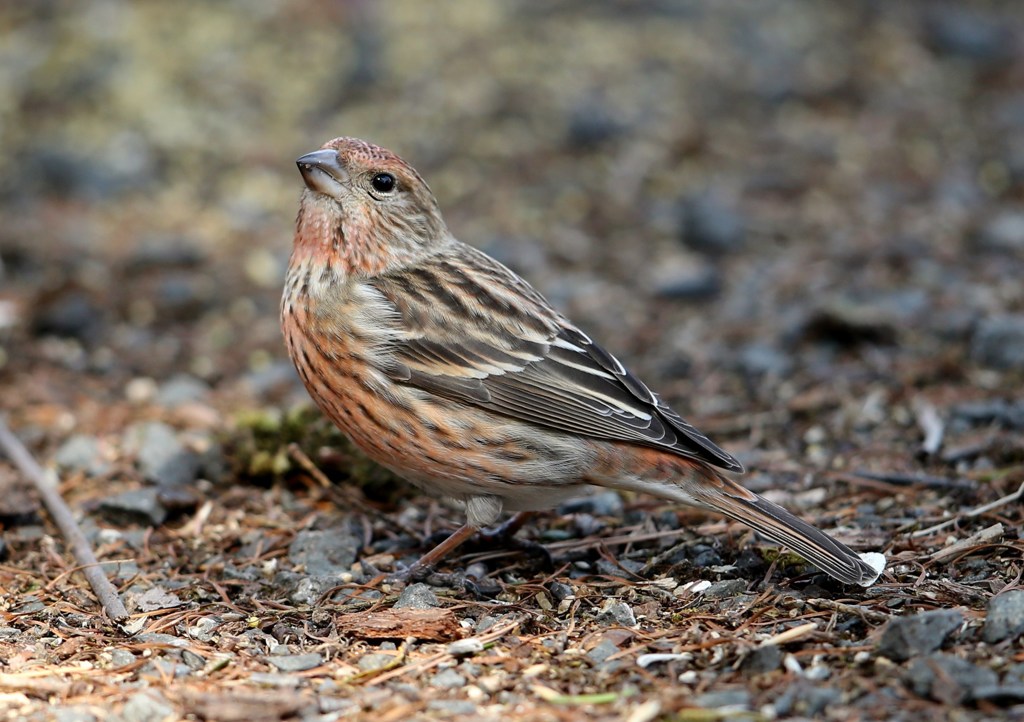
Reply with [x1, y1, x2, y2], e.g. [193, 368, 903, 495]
[2, 2, 1024, 720]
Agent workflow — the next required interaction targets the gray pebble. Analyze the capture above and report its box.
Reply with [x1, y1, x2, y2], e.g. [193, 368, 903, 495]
[972, 315, 1024, 370]
[586, 638, 620, 664]
[98, 488, 167, 527]
[54, 708, 98, 722]
[877, 609, 963, 661]
[974, 210, 1024, 253]
[740, 645, 782, 675]
[446, 638, 485, 657]
[54, 435, 109, 476]
[598, 601, 637, 627]
[125, 421, 201, 488]
[426, 700, 478, 715]
[430, 667, 466, 689]
[693, 689, 750, 709]
[119, 691, 175, 722]
[268, 653, 324, 672]
[155, 374, 208, 407]
[906, 653, 998, 704]
[288, 528, 359, 576]
[557, 491, 624, 517]
[357, 652, 396, 672]
[984, 589, 1024, 643]
[704, 579, 748, 599]
[394, 583, 439, 610]
[681, 193, 746, 255]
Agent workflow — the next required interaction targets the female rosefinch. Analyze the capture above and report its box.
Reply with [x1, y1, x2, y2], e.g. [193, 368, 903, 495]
[282, 137, 884, 587]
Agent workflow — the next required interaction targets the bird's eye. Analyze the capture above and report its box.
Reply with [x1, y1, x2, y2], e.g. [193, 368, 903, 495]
[370, 173, 396, 194]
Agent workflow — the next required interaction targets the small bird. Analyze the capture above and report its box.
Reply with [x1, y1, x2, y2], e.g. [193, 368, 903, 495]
[282, 137, 883, 587]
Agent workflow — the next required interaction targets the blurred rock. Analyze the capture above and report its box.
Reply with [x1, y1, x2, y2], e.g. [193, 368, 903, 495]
[905, 653, 997, 704]
[430, 668, 466, 689]
[654, 262, 722, 301]
[951, 399, 1024, 431]
[287, 528, 359, 576]
[558, 491, 623, 517]
[155, 374, 209, 408]
[983, 590, 1024, 643]
[32, 292, 104, 342]
[98, 488, 167, 527]
[694, 689, 750, 710]
[735, 344, 793, 377]
[923, 6, 1016, 65]
[877, 609, 963, 661]
[972, 315, 1024, 370]
[741, 645, 782, 675]
[54, 434, 110, 476]
[125, 421, 201, 488]
[566, 95, 624, 149]
[973, 210, 1024, 253]
[394, 583, 439, 610]
[267, 653, 323, 672]
[125, 236, 205, 272]
[680, 193, 746, 255]
[120, 690, 175, 722]
[705, 579, 748, 599]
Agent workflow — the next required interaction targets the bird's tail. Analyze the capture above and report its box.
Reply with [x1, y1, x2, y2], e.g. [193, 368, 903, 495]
[690, 472, 882, 586]
[589, 445, 883, 586]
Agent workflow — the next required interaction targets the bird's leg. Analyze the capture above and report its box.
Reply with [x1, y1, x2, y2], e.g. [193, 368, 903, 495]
[476, 511, 552, 569]
[391, 521, 480, 582]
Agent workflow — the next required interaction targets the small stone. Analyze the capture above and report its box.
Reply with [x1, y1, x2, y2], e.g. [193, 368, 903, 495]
[681, 193, 746, 255]
[794, 686, 841, 716]
[125, 421, 201, 488]
[974, 210, 1024, 253]
[54, 435, 110, 476]
[32, 292, 104, 342]
[267, 653, 323, 672]
[704, 579, 748, 599]
[653, 262, 722, 301]
[693, 689, 750, 710]
[877, 609, 963, 661]
[155, 374, 208, 408]
[983, 590, 1024, 643]
[741, 645, 783, 675]
[54, 708, 98, 722]
[558, 491, 624, 516]
[288, 528, 359, 576]
[972, 316, 1024, 370]
[905, 653, 998, 704]
[98, 488, 167, 527]
[357, 652, 396, 672]
[923, 6, 1016, 65]
[131, 586, 182, 612]
[447, 638, 485, 657]
[735, 344, 793, 378]
[548, 581, 575, 601]
[426, 700, 478, 716]
[586, 637, 621, 664]
[394, 582, 439, 610]
[108, 647, 136, 663]
[429, 667, 466, 689]
[598, 601, 637, 627]
[120, 691, 175, 722]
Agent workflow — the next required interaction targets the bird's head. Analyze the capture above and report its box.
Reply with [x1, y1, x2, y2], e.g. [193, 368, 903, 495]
[293, 137, 450, 275]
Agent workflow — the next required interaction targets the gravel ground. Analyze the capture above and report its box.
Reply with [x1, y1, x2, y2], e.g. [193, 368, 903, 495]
[1, 2, 1024, 720]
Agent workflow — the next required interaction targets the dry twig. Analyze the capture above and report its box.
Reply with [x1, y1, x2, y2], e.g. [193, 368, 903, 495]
[0, 417, 129, 623]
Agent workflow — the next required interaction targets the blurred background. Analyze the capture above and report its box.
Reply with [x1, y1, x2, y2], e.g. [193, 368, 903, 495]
[1, 0, 1022, 468]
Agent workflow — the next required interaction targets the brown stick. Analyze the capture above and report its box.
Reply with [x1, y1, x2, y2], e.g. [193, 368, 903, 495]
[0, 417, 130, 623]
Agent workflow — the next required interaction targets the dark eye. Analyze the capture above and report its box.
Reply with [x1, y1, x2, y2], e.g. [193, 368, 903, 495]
[370, 173, 396, 194]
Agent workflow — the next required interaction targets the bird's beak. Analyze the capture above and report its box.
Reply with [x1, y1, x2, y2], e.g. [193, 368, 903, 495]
[296, 149, 349, 195]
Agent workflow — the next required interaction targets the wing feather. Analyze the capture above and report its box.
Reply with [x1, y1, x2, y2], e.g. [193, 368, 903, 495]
[372, 245, 743, 472]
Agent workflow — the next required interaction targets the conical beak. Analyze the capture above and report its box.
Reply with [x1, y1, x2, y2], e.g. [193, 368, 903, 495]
[296, 149, 348, 194]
